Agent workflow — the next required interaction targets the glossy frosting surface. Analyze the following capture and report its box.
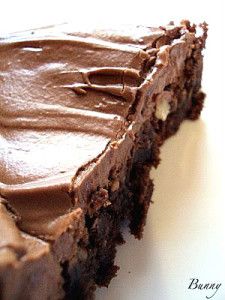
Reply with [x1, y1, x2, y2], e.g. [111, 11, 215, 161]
[0, 26, 163, 193]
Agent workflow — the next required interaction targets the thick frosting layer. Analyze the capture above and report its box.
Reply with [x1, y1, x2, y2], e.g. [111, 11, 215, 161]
[0, 31, 150, 188]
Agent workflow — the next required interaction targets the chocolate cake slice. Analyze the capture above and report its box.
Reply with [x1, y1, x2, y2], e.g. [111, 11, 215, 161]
[0, 21, 207, 299]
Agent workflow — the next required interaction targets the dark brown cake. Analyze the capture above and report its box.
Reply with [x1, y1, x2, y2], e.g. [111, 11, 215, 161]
[0, 21, 207, 299]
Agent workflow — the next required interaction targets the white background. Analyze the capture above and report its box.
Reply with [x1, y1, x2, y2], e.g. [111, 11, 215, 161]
[0, 1, 224, 299]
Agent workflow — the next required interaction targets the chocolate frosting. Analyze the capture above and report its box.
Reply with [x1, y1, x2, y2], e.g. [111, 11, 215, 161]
[0, 23, 199, 238]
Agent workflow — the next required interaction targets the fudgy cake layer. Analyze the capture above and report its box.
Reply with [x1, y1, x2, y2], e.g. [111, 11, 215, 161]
[65, 42, 206, 299]
[0, 21, 207, 299]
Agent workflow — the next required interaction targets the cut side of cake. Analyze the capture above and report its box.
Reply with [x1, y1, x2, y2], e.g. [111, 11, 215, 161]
[0, 21, 207, 299]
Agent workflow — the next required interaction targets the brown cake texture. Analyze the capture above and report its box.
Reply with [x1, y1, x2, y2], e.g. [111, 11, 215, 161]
[0, 21, 207, 299]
